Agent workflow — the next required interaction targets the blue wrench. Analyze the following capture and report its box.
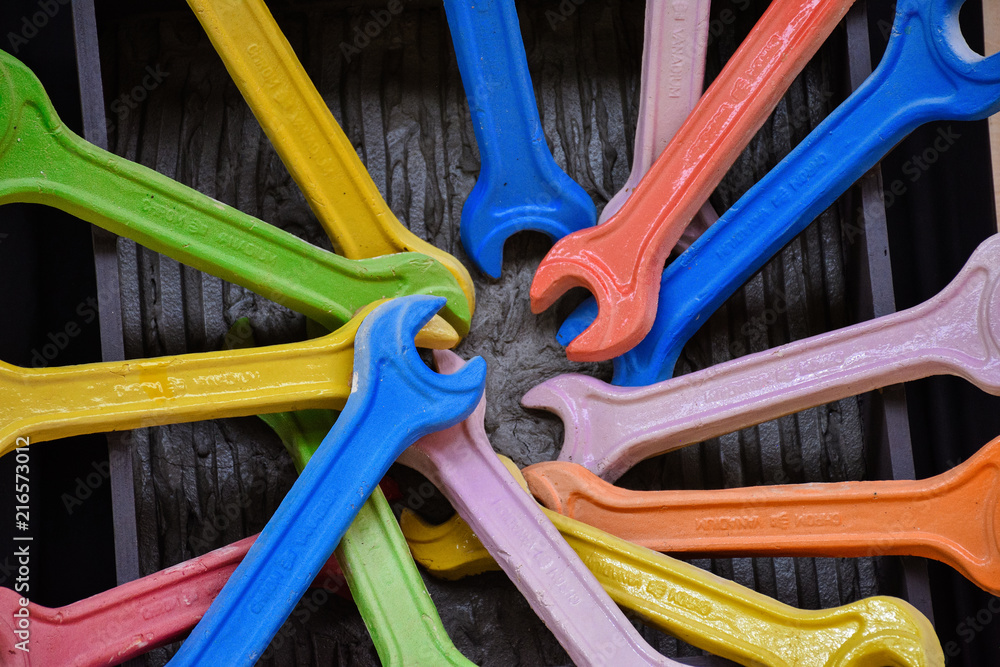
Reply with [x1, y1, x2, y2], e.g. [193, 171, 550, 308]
[166, 296, 486, 666]
[444, 0, 596, 278]
[559, 0, 1000, 386]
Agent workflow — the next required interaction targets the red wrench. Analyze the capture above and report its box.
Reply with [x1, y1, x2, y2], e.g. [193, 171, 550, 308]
[531, 0, 856, 361]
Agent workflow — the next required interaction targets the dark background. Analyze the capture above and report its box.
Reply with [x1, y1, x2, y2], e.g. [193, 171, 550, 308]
[1, 0, 999, 664]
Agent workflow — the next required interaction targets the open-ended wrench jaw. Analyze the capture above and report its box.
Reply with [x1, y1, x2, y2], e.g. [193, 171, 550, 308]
[351, 297, 487, 423]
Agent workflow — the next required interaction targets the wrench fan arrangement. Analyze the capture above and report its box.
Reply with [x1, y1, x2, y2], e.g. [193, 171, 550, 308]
[12, 0, 1000, 663]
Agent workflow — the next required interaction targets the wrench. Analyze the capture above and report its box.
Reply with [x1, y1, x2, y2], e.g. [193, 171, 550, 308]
[400, 458, 943, 667]
[0, 51, 471, 334]
[167, 296, 486, 666]
[599, 0, 718, 254]
[0, 300, 454, 459]
[398, 350, 683, 667]
[524, 432, 1000, 598]
[258, 408, 475, 667]
[186, 0, 476, 323]
[553, 0, 1000, 378]
[0, 535, 346, 667]
[533, 0, 857, 362]
[443, 0, 596, 278]
[523, 233, 1000, 481]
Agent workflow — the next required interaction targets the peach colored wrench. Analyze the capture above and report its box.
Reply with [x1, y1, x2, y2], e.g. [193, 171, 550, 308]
[398, 350, 684, 667]
[0, 535, 346, 667]
[524, 432, 1000, 597]
[599, 0, 718, 253]
[531, 0, 856, 362]
[524, 233, 1000, 482]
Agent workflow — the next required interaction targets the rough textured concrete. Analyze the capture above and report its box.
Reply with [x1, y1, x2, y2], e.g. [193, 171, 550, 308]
[101, 0, 879, 663]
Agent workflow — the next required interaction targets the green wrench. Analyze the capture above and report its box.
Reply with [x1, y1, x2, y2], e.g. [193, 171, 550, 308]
[0, 51, 470, 334]
[228, 324, 474, 666]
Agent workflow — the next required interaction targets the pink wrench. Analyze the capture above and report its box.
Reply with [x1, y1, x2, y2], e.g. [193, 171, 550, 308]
[600, 0, 718, 253]
[399, 350, 685, 667]
[0, 535, 346, 667]
[524, 233, 1000, 482]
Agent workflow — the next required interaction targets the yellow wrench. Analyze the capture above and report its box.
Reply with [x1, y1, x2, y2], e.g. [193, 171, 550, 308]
[401, 457, 943, 667]
[0, 302, 455, 458]
[186, 0, 475, 326]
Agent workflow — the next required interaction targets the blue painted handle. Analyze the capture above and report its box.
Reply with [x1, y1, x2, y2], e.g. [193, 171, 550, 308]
[444, 0, 595, 277]
[167, 297, 487, 666]
[562, 0, 1000, 386]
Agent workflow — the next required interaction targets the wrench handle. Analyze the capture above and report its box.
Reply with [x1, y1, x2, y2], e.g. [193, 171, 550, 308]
[0, 332, 354, 457]
[540, 251, 999, 480]
[186, 0, 476, 316]
[400, 436, 679, 667]
[550, 510, 941, 667]
[0, 105, 468, 331]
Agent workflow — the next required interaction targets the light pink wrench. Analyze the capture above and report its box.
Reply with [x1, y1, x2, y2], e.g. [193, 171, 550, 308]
[0, 536, 346, 666]
[398, 350, 685, 667]
[600, 0, 718, 253]
[524, 233, 1000, 482]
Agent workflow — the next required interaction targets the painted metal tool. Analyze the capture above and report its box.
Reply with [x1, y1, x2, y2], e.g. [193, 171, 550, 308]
[259, 408, 475, 666]
[401, 458, 943, 667]
[524, 233, 1000, 481]
[533, 0, 857, 362]
[0, 536, 346, 667]
[553, 0, 1000, 378]
[443, 0, 596, 278]
[524, 433, 1000, 598]
[186, 0, 476, 326]
[599, 0, 718, 254]
[0, 51, 470, 334]
[167, 296, 486, 667]
[0, 300, 455, 459]
[399, 350, 683, 667]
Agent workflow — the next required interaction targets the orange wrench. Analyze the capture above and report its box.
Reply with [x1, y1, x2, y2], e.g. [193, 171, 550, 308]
[525, 432, 1000, 596]
[531, 0, 855, 361]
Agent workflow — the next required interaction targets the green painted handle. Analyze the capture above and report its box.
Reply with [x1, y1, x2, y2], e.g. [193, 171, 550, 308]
[0, 51, 470, 332]
[259, 407, 474, 667]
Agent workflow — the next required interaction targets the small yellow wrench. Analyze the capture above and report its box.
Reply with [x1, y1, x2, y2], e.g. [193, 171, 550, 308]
[401, 457, 943, 667]
[0, 302, 455, 458]
[186, 0, 475, 325]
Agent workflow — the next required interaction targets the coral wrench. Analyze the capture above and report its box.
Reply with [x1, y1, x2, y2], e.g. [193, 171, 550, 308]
[550, 0, 1000, 378]
[533, 0, 856, 362]
[0, 536, 346, 667]
[167, 297, 486, 666]
[599, 0, 718, 254]
[524, 233, 1000, 481]
[525, 432, 1000, 598]
[186, 0, 476, 324]
[0, 51, 470, 334]
[401, 458, 943, 667]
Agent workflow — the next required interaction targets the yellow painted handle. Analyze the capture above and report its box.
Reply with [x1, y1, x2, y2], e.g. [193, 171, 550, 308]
[400, 457, 943, 667]
[0, 302, 456, 458]
[187, 0, 475, 321]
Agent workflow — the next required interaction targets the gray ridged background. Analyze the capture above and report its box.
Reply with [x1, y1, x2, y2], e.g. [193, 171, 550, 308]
[101, 0, 880, 664]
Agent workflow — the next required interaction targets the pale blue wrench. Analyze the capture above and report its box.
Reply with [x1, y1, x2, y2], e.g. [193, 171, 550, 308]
[166, 296, 486, 666]
[445, 0, 597, 277]
[560, 0, 1000, 386]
